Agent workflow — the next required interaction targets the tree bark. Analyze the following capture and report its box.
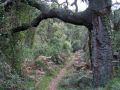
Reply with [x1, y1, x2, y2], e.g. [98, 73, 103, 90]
[89, 14, 113, 87]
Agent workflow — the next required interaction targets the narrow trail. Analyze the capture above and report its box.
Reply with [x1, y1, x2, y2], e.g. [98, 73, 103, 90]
[48, 67, 66, 90]
[48, 52, 79, 90]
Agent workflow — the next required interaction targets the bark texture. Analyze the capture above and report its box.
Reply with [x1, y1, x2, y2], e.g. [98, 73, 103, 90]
[90, 14, 113, 87]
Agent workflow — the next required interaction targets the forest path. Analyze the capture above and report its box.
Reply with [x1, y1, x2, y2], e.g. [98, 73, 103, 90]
[48, 51, 81, 90]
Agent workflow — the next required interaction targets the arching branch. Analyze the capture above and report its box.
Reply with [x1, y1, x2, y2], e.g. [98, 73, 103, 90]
[1, 0, 92, 33]
[12, 8, 92, 32]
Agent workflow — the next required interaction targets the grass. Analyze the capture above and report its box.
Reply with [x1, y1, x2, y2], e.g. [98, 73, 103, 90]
[58, 86, 72, 90]
[23, 79, 35, 90]
[36, 67, 60, 90]
[22, 69, 59, 90]
[23, 56, 70, 90]
[36, 75, 53, 90]
[58, 78, 120, 90]
[57, 63, 120, 90]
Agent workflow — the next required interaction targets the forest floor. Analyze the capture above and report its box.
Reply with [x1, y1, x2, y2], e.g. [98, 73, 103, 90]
[48, 50, 86, 90]
[23, 50, 90, 90]
[48, 55, 74, 90]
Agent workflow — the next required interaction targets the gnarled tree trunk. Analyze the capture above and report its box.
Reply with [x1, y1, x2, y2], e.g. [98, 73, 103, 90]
[89, 14, 113, 87]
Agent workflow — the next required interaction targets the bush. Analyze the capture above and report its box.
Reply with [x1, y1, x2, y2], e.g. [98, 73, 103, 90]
[35, 60, 48, 71]
[51, 53, 64, 65]
[72, 40, 81, 52]
[58, 71, 92, 90]
[0, 62, 25, 90]
[105, 78, 120, 90]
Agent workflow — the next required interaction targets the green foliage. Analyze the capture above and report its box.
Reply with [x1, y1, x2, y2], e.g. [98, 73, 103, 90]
[0, 5, 4, 24]
[112, 31, 120, 51]
[58, 71, 120, 90]
[36, 75, 53, 90]
[105, 78, 120, 90]
[58, 70, 92, 90]
[113, 63, 120, 78]
[113, 9, 120, 31]
[111, 9, 120, 79]
[51, 53, 64, 64]
[36, 69, 59, 90]
[0, 54, 25, 90]
[72, 40, 81, 52]
[16, 2, 39, 23]
[0, 2, 35, 90]
[23, 79, 35, 90]
[34, 20, 72, 57]
[58, 77, 120, 90]
[35, 61, 48, 71]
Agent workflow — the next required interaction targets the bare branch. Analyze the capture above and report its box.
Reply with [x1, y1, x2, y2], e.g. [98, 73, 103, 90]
[112, 2, 120, 6]
[65, 0, 69, 8]
[71, 0, 78, 12]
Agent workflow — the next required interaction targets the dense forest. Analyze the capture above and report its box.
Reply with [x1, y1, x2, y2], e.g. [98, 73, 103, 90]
[0, 0, 120, 90]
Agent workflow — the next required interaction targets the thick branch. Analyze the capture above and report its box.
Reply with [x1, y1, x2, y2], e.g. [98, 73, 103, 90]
[12, 8, 92, 33]
[2, 0, 92, 32]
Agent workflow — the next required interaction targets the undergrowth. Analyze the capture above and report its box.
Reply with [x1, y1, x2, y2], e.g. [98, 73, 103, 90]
[36, 67, 60, 90]
[58, 77, 120, 90]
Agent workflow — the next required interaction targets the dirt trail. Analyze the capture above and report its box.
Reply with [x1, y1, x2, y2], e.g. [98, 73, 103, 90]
[48, 57, 75, 90]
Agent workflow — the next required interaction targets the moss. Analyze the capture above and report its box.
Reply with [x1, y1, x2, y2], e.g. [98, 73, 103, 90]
[101, 14, 111, 32]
